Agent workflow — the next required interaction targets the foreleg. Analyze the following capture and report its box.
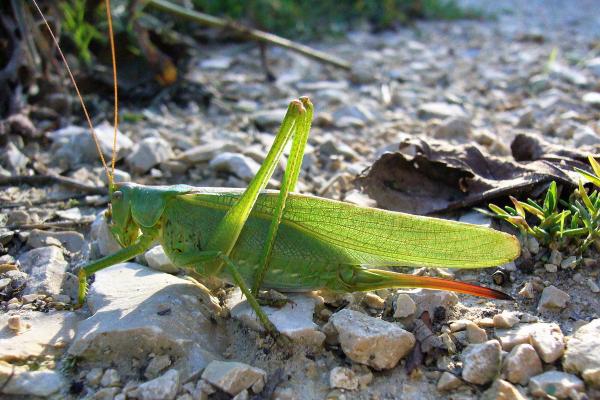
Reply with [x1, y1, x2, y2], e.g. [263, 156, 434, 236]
[76, 228, 157, 306]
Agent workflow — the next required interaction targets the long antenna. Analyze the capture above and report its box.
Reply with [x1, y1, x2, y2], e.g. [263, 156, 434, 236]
[31, 0, 113, 185]
[105, 0, 119, 179]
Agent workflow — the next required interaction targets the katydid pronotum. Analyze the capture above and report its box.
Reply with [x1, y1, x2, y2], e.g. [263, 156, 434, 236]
[33, 0, 520, 335]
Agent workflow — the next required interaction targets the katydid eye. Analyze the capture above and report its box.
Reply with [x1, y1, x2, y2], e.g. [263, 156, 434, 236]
[112, 191, 123, 201]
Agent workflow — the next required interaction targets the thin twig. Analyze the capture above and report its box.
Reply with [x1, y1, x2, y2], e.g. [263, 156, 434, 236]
[1, 193, 108, 209]
[259, 42, 276, 82]
[0, 174, 107, 195]
[146, 0, 352, 71]
[7, 217, 95, 231]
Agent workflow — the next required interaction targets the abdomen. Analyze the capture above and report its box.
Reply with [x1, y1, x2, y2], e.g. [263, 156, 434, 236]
[160, 194, 343, 291]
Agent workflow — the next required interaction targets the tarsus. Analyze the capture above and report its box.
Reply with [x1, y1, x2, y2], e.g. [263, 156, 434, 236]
[30, 0, 113, 186]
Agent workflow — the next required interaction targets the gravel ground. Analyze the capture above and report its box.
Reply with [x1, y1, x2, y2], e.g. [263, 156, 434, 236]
[1, 1, 600, 399]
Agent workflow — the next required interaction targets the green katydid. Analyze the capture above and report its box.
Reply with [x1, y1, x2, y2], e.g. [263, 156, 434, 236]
[34, 0, 520, 335]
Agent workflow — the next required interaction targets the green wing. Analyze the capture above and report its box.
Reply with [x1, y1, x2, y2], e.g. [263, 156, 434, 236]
[184, 189, 520, 269]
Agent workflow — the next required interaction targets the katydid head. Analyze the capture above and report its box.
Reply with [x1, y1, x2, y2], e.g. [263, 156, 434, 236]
[107, 183, 141, 248]
[106, 183, 192, 247]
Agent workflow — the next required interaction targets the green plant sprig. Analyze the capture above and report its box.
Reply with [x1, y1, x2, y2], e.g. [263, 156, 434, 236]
[480, 155, 600, 253]
[60, 0, 103, 64]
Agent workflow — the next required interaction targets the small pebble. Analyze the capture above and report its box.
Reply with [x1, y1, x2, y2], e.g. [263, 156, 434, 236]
[493, 311, 520, 329]
[436, 371, 462, 391]
[363, 293, 385, 310]
[449, 319, 474, 332]
[544, 263, 558, 273]
[530, 324, 565, 363]
[466, 323, 487, 344]
[393, 293, 416, 318]
[92, 387, 119, 400]
[130, 369, 180, 400]
[100, 369, 120, 387]
[572, 273, 585, 284]
[476, 318, 495, 328]
[486, 380, 527, 400]
[548, 249, 562, 266]
[587, 278, 600, 293]
[529, 371, 584, 399]
[202, 361, 266, 396]
[503, 344, 543, 385]
[144, 354, 171, 379]
[520, 313, 538, 323]
[232, 390, 249, 400]
[356, 369, 373, 388]
[7, 315, 21, 331]
[560, 256, 577, 270]
[329, 309, 416, 370]
[329, 367, 359, 390]
[527, 237, 540, 254]
[0, 278, 10, 290]
[21, 294, 44, 304]
[583, 92, 600, 107]
[583, 258, 597, 268]
[461, 340, 502, 385]
[319, 308, 333, 320]
[518, 281, 535, 299]
[538, 285, 570, 311]
[196, 379, 215, 397]
[86, 368, 104, 387]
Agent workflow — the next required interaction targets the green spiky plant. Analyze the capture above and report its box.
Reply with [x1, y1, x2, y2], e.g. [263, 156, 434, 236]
[481, 156, 600, 252]
[59, 0, 103, 63]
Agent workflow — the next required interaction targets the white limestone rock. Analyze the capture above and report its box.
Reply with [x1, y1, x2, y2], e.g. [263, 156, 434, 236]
[130, 369, 180, 400]
[90, 212, 121, 257]
[0, 311, 80, 361]
[538, 285, 570, 311]
[418, 102, 468, 120]
[144, 354, 172, 379]
[209, 152, 261, 182]
[86, 368, 104, 387]
[100, 368, 120, 387]
[229, 291, 325, 346]
[493, 311, 520, 329]
[0, 361, 64, 397]
[436, 372, 462, 392]
[461, 340, 502, 385]
[482, 379, 527, 400]
[68, 263, 224, 381]
[503, 344, 542, 385]
[530, 323, 565, 363]
[27, 229, 86, 253]
[466, 323, 488, 344]
[144, 245, 179, 274]
[563, 318, 600, 388]
[17, 246, 68, 296]
[48, 122, 133, 167]
[127, 137, 174, 173]
[201, 361, 266, 396]
[529, 371, 584, 399]
[252, 108, 288, 129]
[329, 367, 358, 390]
[393, 293, 416, 318]
[329, 309, 415, 370]
[495, 322, 564, 359]
[403, 289, 459, 318]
